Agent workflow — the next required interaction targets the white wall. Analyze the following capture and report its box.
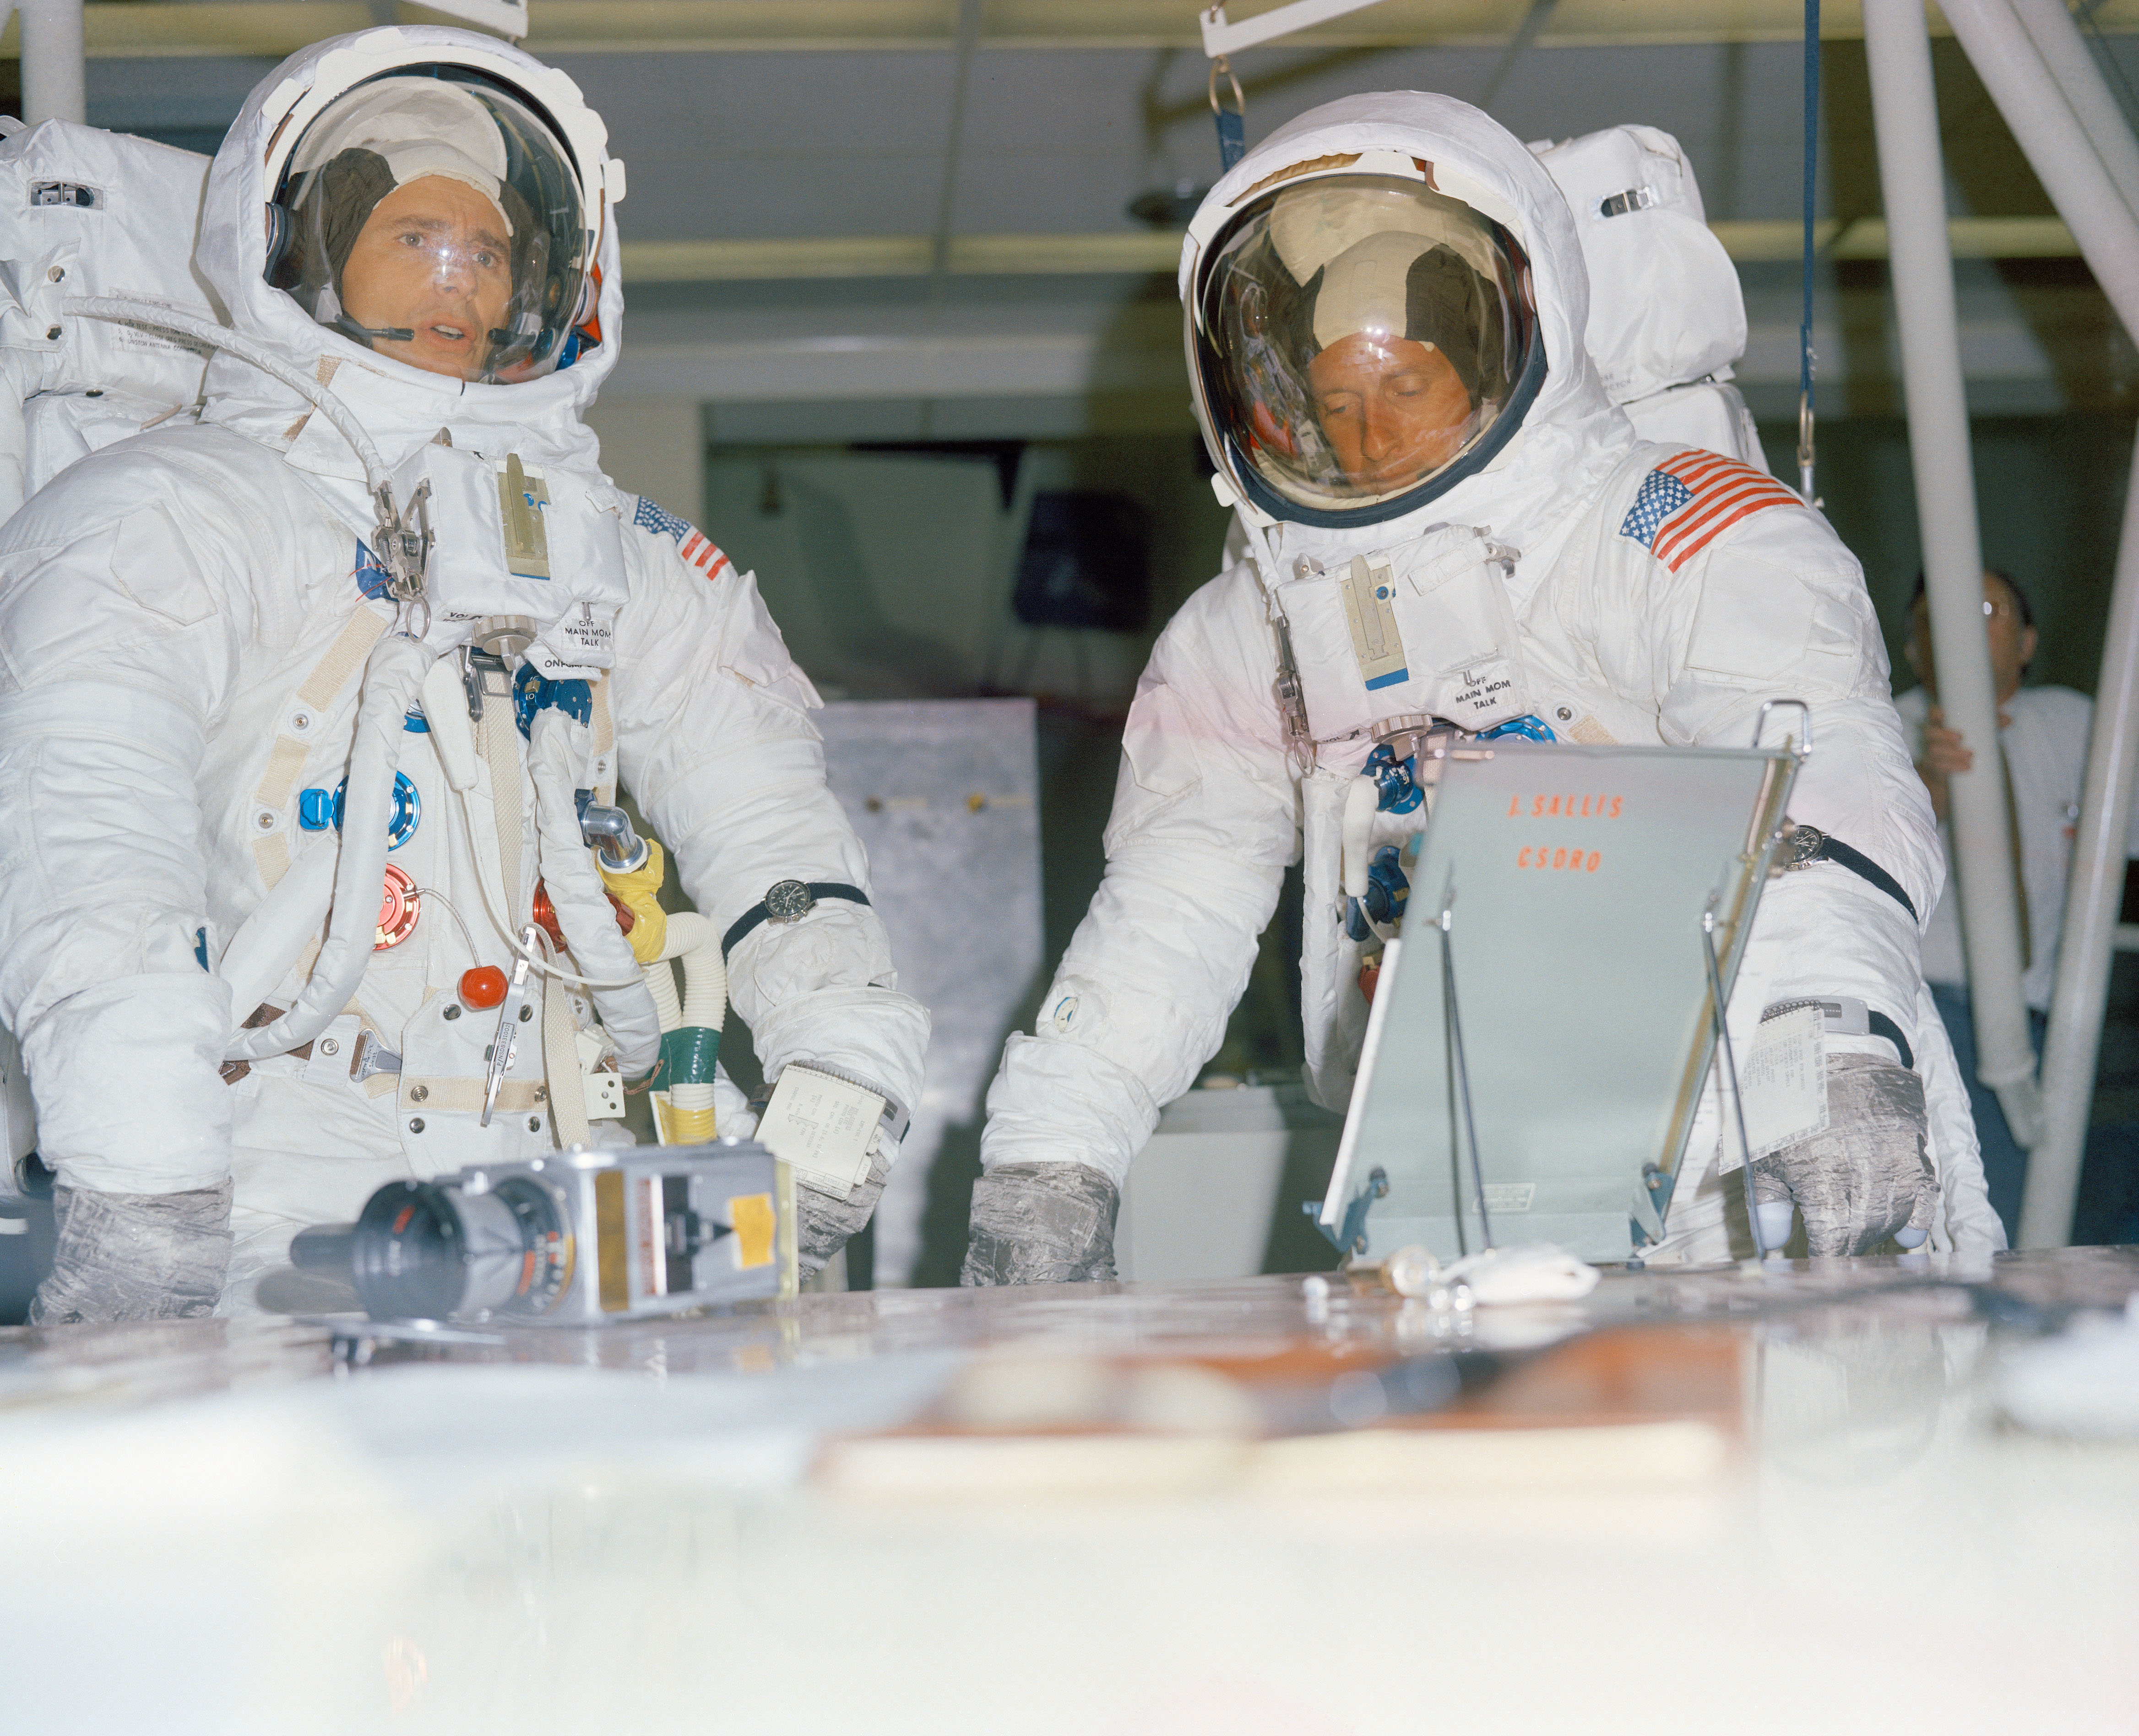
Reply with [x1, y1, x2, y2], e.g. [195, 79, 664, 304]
[584, 395, 706, 525]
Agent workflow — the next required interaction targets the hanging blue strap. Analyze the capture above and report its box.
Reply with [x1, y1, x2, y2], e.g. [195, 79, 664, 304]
[1216, 107, 1245, 171]
[1210, 56, 1246, 172]
[1798, 0, 1820, 502]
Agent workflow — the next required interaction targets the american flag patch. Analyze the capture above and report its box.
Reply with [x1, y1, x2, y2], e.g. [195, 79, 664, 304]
[633, 494, 732, 581]
[1618, 450, 1804, 573]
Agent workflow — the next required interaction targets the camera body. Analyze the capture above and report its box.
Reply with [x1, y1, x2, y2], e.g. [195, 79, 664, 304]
[297, 1139, 797, 1324]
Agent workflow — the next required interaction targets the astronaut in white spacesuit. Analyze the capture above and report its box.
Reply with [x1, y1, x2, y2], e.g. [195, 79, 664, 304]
[966, 91, 2003, 1283]
[0, 27, 927, 1320]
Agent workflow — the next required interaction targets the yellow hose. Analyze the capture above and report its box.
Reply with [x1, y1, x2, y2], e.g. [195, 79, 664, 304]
[599, 837, 669, 964]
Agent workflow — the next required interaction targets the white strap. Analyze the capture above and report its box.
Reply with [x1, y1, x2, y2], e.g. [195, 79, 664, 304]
[589, 675, 617, 807]
[478, 704, 526, 928]
[541, 954, 591, 1149]
[246, 608, 388, 890]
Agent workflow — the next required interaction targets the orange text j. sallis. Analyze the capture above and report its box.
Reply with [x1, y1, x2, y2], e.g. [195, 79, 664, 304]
[1507, 792, 1624, 819]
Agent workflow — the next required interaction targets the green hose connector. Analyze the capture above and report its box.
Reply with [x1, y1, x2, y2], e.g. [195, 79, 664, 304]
[660, 1024, 720, 1089]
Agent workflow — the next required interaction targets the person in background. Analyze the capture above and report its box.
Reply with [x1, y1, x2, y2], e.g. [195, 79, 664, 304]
[1895, 569, 2089, 1240]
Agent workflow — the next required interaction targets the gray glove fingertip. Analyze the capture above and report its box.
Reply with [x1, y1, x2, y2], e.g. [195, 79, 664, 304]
[961, 1161, 1118, 1286]
[795, 1159, 888, 1280]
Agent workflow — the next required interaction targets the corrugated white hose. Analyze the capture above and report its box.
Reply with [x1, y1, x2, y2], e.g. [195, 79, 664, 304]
[63, 295, 438, 1065]
[640, 957, 683, 1145]
[526, 708, 660, 1077]
[225, 634, 431, 1061]
[215, 842, 338, 1031]
[658, 912, 726, 1134]
[643, 950, 683, 1031]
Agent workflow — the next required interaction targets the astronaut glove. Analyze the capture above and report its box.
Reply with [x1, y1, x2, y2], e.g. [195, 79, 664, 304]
[795, 1155, 888, 1281]
[31, 1180, 235, 1324]
[1750, 1054, 1938, 1257]
[961, 1161, 1120, 1286]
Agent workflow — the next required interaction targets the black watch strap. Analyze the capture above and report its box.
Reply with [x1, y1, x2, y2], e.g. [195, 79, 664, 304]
[722, 880, 869, 960]
[1763, 998, 1916, 1071]
[1868, 1011, 1916, 1072]
[1783, 825, 1919, 923]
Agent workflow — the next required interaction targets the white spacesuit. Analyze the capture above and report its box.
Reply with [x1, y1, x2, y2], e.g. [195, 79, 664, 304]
[966, 92, 2002, 1283]
[0, 27, 927, 1319]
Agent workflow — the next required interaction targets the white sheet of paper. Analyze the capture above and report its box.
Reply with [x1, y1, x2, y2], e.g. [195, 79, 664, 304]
[1721, 1004, 1828, 1172]
[755, 1067, 883, 1192]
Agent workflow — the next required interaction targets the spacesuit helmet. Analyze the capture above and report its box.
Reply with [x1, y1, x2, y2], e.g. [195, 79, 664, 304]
[265, 69, 592, 384]
[1189, 165, 1546, 527]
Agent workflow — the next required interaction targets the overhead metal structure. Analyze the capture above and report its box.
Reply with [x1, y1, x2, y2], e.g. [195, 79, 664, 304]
[610, 214, 2086, 284]
[1, 0, 2134, 57]
[1198, 0, 1392, 58]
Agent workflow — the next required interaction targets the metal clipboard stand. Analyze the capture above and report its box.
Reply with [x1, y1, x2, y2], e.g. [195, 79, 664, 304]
[1314, 707, 1807, 1267]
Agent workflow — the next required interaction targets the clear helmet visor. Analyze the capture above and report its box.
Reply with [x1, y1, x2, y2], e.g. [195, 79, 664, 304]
[270, 71, 589, 383]
[1193, 174, 1542, 522]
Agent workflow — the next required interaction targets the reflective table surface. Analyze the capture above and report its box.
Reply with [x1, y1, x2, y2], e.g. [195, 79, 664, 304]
[5, 1249, 2137, 1734]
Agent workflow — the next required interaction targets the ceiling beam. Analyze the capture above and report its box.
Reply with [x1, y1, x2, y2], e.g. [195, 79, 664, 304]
[622, 215, 2080, 281]
[15, 0, 2136, 59]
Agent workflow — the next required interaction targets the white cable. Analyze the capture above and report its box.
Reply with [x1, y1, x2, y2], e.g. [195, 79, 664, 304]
[446, 776, 640, 988]
[61, 294, 390, 492]
[413, 884, 482, 971]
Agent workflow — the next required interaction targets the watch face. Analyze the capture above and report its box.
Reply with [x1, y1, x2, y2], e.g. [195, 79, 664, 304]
[1786, 824, 1825, 868]
[765, 879, 814, 923]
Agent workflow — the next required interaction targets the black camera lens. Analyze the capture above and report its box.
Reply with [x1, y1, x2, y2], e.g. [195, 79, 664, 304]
[299, 1174, 571, 1322]
[349, 1181, 472, 1321]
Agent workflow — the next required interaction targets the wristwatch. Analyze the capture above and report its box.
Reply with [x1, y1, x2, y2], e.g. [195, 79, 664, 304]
[1779, 824, 1919, 923]
[721, 879, 869, 960]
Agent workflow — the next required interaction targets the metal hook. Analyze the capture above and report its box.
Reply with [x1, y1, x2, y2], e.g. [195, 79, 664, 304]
[1208, 54, 1244, 117]
[1751, 698, 1813, 759]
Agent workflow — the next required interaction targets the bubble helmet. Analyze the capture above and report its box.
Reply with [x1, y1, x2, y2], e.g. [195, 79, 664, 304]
[1189, 168, 1547, 527]
[266, 70, 592, 383]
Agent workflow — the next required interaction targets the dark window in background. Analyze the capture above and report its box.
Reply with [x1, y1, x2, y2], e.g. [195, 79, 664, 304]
[1012, 490, 1153, 633]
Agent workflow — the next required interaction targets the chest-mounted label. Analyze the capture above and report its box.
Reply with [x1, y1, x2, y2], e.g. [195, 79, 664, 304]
[551, 600, 615, 670]
[1274, 526, 1534, 744]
